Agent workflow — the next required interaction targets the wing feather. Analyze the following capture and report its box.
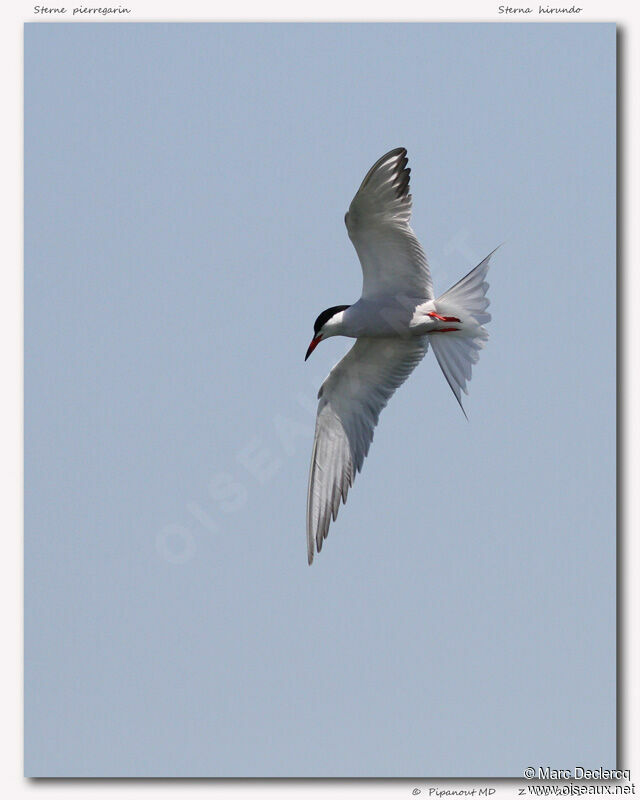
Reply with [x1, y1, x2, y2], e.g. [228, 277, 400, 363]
[345, 147, 433, 300]
[306, 336, 428, 563]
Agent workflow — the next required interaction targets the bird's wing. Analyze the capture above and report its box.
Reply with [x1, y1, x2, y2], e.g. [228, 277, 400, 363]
[345, 147, 434, 301]
[306, 335, 428, 564]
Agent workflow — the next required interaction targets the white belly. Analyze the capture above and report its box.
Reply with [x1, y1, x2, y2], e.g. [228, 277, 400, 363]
[342, 296, 436, 338]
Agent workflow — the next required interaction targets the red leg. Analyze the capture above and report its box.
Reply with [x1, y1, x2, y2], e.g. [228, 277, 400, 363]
[431, 327, 459, 333]
[428, 311, 461, 323]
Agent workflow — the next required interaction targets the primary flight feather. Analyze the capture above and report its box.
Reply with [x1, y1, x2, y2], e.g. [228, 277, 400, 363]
[305, 147, 497, 564]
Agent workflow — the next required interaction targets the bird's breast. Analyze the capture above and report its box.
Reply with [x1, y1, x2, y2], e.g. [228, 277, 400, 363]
[343, 297, 425, 338]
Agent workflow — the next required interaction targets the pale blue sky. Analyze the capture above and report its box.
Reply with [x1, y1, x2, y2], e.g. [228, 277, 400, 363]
[25, 23, 616, 777]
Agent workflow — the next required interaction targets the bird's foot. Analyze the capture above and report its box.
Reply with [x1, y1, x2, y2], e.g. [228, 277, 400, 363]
[428, 312, 461, 322]
[430, 327, 459, 333]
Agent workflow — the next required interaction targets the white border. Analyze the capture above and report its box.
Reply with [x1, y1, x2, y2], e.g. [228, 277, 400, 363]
[3, 2, 638, 797]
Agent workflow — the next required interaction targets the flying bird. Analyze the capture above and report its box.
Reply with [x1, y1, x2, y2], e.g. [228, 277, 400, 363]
[305, 147, 497, 564]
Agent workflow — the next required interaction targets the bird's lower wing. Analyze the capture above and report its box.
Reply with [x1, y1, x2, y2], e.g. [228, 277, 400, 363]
[306, 336, 428, 564]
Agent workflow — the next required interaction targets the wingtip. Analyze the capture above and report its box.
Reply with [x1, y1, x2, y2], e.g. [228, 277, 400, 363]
[381, 146, 407, 161]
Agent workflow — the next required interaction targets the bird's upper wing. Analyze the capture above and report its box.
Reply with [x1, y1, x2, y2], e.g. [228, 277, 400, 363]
[345, 147, 434, 301]
[306, 335, 428, 564]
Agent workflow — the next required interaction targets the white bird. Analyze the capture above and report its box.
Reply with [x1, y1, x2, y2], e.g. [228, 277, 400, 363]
[305, 147, 497, 564]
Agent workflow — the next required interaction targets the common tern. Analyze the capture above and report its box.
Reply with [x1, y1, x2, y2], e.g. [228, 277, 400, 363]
[305, 147, 496, 564]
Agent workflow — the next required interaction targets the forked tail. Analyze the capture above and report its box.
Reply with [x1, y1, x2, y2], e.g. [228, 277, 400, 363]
[429, 247, 499, 417]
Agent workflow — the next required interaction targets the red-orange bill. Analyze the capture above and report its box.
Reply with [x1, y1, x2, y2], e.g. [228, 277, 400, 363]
[305, 335, 322, 361]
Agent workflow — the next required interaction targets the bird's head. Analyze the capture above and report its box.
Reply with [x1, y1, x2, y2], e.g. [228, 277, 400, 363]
[305, 305, 351, 361]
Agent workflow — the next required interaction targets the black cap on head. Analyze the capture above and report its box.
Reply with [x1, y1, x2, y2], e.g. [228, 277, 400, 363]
[313, 305, 350, 335]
